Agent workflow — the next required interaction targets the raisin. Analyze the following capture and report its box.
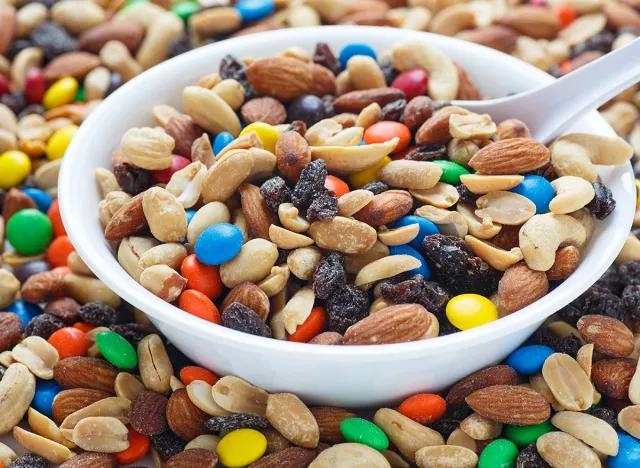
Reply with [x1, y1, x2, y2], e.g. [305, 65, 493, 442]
[571, 31, 615, 58]
[168, 33, 191, 59]
[622, 285, 640, 321]
[18, 104, 45, 119]
[260, 177, 291, 213]
[558, 304, 583, 327]
[13, 260, 51, 283]
[449, 405, 474, 420]
[562, 285, 624, 325]
[113, 163, 152, 196]
[595, 266, 624, 296]
[313, 252, 346, 300]
[307, 189, 338, 222]
[427, 418, 459, 440]
[326, 284, 369, 334]
[31, 22, 78, 61]
[313, 42, 341, 76]
[523, 162, 555, 181]
[106, 72, 124, 97]
[361, 181, 389, 194]
[5, 39, 33, 61]
[438, 318, 461, 336]
[321, 95, 336, 118]
[379, 58, 399, 85]
[17, 175, 37, 191]
[418, 282, 453, 316]
[12, 454, 49, 468]
[151, 430, 187, 459]
[552, 334, 582, 358]
[219, 54, 258, 100]
[0, 189, 5, 211]
[288, 95, 329, 127]
[584, 407, 620, 431]
[165, 343, 195, 374]
[456, 184, 480, 205]
[0, 365, 5, 379]
[276, 248, 290, 265]
[380, 276, 424, 303]
[516, 444, 551, 468]
[1, 91, 28, 115]
[422, 235, 500, 296]
[221, 303, 272, 338]
[110, 323, 158, 347]
[586, 181, 615, 220]
[77, 301, 120, 326]
[618, 260, 640, 286]
[380, 99, 407, 122]
[205, 414, 269, 432]
[404, 145, 447, 162]
[292, 160, 327, 210]
[25, 314, 65, 339]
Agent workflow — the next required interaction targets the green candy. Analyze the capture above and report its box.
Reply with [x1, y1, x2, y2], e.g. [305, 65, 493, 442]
[74, 86, 85, 102]
[96, 331, 138, 370]
[121, 0, 148, 10]
[172, 1, 200, 22]
[433, 160, 470, 185]
[6, 209, 52, 255]
[506, 421, 555, 448]
[340, 418, 389, 451]
[478, 439, 519, 468]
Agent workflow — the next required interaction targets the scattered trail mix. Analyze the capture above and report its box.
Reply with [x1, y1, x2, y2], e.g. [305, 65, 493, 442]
[98, 39, 632, 345]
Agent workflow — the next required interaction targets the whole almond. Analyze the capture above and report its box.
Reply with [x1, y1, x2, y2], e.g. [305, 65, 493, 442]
[166, 448, 217, 468]
[78, 21, 144, 54]
[498, 6, 560, 39]
[275, 130, 312, 182]
[310, 407, 357, 444]
[309, 332, 344, 345]
[246, 57, 311, 101]
[104, 193, 148, 241]
[458, 26, 518, 54]
[52, 389, 111, 425]
[603, 1, 640, 30]
[343, 304, 431, 346]
[446, 365, 519, 405]
[3, 188, 37, 222]
[498, 263, 549, 312]
[21, 271, 64, 303]
[266, 393, 319, 448]
[415, 107, 466, 145]
[43, 52, 100, 80]
[239, 183, 276, 240]
[592, 358, 636, 399]
[542, 353, 593, 411]
[241, 97, 287, 125]
[466, 385, 551, 425]
[251, 447, 317, 468]
[455, 63, 481, 101]
[402, 96, 433, 131]
[130, 391, 168, 436]
[165, 115, 204, 159]
[577, 315, 634, 358]
[333, 88, 406, 112]
[353, 190, 413, 227]
[469, 138, 550, 174]
[220, 282, 270, 321]
[167, 389, 209, 441]
[59, 452, 118, 468]
[0, 6, 16, 56]
[547, 245, 580, 280]
[308, 63, 337, 96]
[0, 313, 23, 352]
[54, 357, 118, 394]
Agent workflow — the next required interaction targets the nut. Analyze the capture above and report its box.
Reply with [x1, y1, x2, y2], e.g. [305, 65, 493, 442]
[166, 388, 209, 441]
[220, 239, 279, 288]
[99, 191, 132, 228]
[309, 443, 390, 467]
[187, 202, 231, 245]
[542, 353, 594, 411]
[52, 389, 112, 425]
[378, 160, 442, 190]
[415, 445, 478, 468]
[311, 138, 398, 175]
[60, 397, 131, 439]
[536, 432, 600, 468]
[191, 133, 216, 169]
[415, 107, 467, 145]
[118, 236, 159, 282]
[308, 217, 377, 254]
[0, 363, 36, 435]
[276, 130, 312, 182]
[416, 205, 468, 237]
[138, 334, 173, 395]
[333, 88, 405, 113]
[183, 85, 241, 137]
[0, 270, 20, 309]
[550, 411, 619, 456]
[459, 174, 524, 194]
[241, 97, 287, 126]
[354, 255, 421, 289]
[347, 55, 386, 90]
[252, 447, 316, 468]
[309, 407, 357, 444]
[337, 190, 374, 217]
[266, 393, 319, 448]
[456, 203, 502, 240]
[460, 412, 503, 440]
[618, 405, 640, 439]
[257, 265, 290, 297]
[465, 236, 523, 271]
[138, 243, 187, 270]
[278, 203, 311, 233]
[470, 138, 550, 174]
[430, 4, 475, 36]
[72, 417, 129, 453]
[577, 315, 634, 358]
[165, 115, 204, 159]
[166, 448, 218, 468]
[186, 380, 230, 417]
[497, 5, 560, 39]
[354, 190, 413, 227]
[220, 282, 270, 322]
[78, 20, 144, 55]
[277, 286, 315, 336]
[114, 372, 146, 401]
[120, 127, 174, 170]
[212, 79, 245, 111]
[450, 113, 496, 140]
[239, 183, 277, 240]
[211, 376, 269, 417]
[245, 57, 311, 101]
[142, 187, 187, 243]
[344, 304, 432, 345]
[457, 25, 518, 54]
[21, 271, 64, 303]
[498, 263, 549, 312]
[495, 119, 532, 141]
[549, 176, 595, 214]
[136, 12, 184, 69]
[591, 358, 636, 399]
[356, 102, 382, 129]
[201, 149, 254, 203]
[378, 223, 420, 246]
[410, 182, 459, 208]
[12, 336, 60, 380]
[447, 365, 518, 405]
[140, 265, 187, 302]
[465, 385, 551, 425]
[13, 426, 76, 464]
[129, 391, 168, 436]
[475, 191, 536, 226]
[27, 408, 75, 450]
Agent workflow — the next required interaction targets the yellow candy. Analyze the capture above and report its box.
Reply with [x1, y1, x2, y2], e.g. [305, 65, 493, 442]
[216, 428, 266, 467]
[0, 150, 31, 189]
[46, 125, 78, 161]
[636, 179, 640, 206]
[349, 156, 392, 189]
[240, 122, 279, 153]
[43, 77, 78, 110]
[446, 294, 498, 331]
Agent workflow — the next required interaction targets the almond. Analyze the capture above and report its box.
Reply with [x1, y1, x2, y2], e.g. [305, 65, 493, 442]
[238, 183, 277, 240]
[592, 358, 636, 399]
[166, 388, 209, 441]
[469, 138, 550, 174]
[310, 407, 357, 444]
[165, 115, 204, 159]
[20, 272, 64, 303]
[457, 25, 518, 54]
[0, 6, 16, 56]
[353, 190, 413, 227]
[498, 263, 549, 312]
[0, 313, 23, 353]
[52, 389, 111, 425]
[78, 20, 144, 54]
[455, 62, 481, 101]
[166, 448, 217, 468]
[2, 187, 37, 223]
[577, 315, 634, 358]
[59, 452, 117, 468]
[603, 1, 640, 30]
[250, 447, 317, 468]
[546, 245, 579, 280]
[466, 385, 551, 425]
[275, 130, 312, 182]
[402, 96, 433, 131]
[343, 304, 431, 346]
[246, 57, 311, 101]
[447, 365, 518, 405]
[220, 282, 270, 321]
[130, 391, 168, 436]
[308, 63, 337, 96]
[333, 88, 405, 113]
[53, 357, 118, 394]
[241, 97, 287, 126]
[104, 193, 148, 241]
[415, 107, 466, 145]
[497, 6, 560, 39]
[43, 52, 101, 80]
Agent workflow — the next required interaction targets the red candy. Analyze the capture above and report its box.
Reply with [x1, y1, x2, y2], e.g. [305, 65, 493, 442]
[364, 121, 412, 153]
[0, 74, 9, 98]
[180, 366, 219, 386]
[324, 175, 350, 198]
[391, 69, 429, 100]
[73, 322, 96, 333]
[46, 235, 75, 267]
[398, 393, 446, 425]
[24, 68, 47, 105]
[115, 427, 150, 465]
[152, 155, 191, 183]
[48, 327, 88, 359]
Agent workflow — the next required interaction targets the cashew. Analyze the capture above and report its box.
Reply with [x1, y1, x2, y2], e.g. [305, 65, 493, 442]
[465, 235, 523, 271]
[278, 203, 310, 233]
[475, 191, 536, 225]
[355, 255, 422, 289]
[391, 39, 459, 100]
[429, 3, 476, 37]
[415, 205, 468, 237]
[402, 6, 432, 30]
[311, 138, 399, 175]
[410, 182, 459, 208]
[460, 174, 524, 194]
[519, 213, 587, 271]
[549, 176, 595, 214]
[551, 133, 633, 182]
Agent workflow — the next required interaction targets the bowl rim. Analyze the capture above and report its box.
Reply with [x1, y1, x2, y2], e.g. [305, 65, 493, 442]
[59, 25, 635, 361]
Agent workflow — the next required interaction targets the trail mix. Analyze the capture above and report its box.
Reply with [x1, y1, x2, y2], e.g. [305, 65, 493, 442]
[96, 39, 633, 344]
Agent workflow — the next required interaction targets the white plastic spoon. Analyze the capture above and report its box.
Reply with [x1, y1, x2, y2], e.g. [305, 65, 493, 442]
[452, 38, 640, 143]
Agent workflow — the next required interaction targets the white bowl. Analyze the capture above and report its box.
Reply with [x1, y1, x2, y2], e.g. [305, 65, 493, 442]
[59, 26, 636, 407]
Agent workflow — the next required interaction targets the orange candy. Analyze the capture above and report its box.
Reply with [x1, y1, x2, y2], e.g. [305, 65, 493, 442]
[552, 4, 576, 29]
[47, 199, 67, 238]
[115, 427, 150, 465]
[324, 175, 350, 198]
[364, 121, 412, 153]
[73, 322, 96, 333]
[560, 59, 573, 75]
[288, 306, 326, 343]
[179, 289, 221, 324]
[46, 235, 75, 267]
[398, 393, 447, 425]
[51, 265, 72, 276]
[48, 327, 88, 359]
[180, 254, 223, 300]
[180, 366, 219, 386]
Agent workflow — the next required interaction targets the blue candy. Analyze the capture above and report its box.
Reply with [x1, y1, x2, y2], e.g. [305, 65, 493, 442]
[510, 175, 555, 214]
[506, 345, 554, 375]
[4, 301, 43, 329]
[608, 434, 640, 468]
[339, 44, 377, 69]
[213, 132, 234, 156]
[235, 0, 275, 22]
[32, 380, 63, 419]
[391, 215, 439, 251]
[389, 244, 431, 280]
[195, 223, 244, 265]
[23, 188, 53, 213]
[186, 210, 196, 225]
